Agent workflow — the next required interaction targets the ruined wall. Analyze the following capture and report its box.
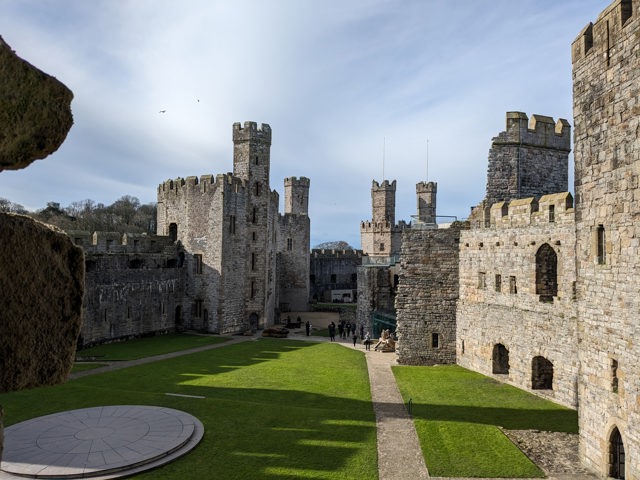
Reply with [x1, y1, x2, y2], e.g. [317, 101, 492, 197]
[456, 194, 578, 408]
[309, 249, 363, 303]
[76, 232, 185, 347]
[484, 112, 570, 207]
[395, 224, 466, 365]
[572, 1, 640, 476]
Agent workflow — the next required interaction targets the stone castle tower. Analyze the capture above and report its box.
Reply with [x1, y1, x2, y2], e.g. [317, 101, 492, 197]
[572, 0, 638, 477]
[360, 180, 405, 257]
[156, 121, 310, 333]
[416, 181, 437, 225]
[278, 177, 311, 311]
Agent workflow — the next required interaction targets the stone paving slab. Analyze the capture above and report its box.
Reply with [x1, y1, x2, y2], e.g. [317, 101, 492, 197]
[0, 406, 203, 479]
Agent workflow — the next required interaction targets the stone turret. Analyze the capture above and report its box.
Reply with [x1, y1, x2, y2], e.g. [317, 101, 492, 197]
[284, 176, 310, 215]
[416, 181, 437, 224]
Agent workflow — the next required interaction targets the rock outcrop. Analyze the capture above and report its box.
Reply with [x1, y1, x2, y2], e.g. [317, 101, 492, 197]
[0, 214, 84, 392]
[0, 35, 73, 172]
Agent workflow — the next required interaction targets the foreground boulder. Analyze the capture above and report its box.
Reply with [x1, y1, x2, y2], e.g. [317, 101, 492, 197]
[0, 35, 73, 172]
[0, 214, 84, 392]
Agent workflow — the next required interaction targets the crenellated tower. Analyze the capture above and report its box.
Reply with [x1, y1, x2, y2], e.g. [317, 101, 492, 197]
[284, 176, 310, 215]
[371, 179, 396, 225]
[416, 181, 437, 225]
[484, 112, 571, 207]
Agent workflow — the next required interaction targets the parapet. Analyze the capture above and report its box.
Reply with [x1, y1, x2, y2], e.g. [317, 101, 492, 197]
[487, 192, 574, 229]
[493, 112, 571, 152]
[311, 249, 364, 259]
[372, 179, 396, 191]
[232, 121, 272, 144]
[416, 181, 437, 193]
[157, 173, 246, 196]
[572, 0, 634, 65]
[284, 176, 310, 187]
[70, 231, 177, 254]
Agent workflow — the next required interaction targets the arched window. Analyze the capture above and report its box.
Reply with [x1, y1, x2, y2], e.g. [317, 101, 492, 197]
[536, 243, 557, 302]
[531, 356, 553, 390]
[609, 427, 625, 479]
[492, 344, 509, 374]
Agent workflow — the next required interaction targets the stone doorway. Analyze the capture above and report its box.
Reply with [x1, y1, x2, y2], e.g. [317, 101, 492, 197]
[492, 344, 510, 374]
[609, 427, 625, 479]
[531, 356, 553, 390]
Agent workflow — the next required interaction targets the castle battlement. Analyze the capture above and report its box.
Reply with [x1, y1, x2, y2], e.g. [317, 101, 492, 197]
[232, 121, 272, 144]
[68, 231, 178, 254]
[416, 181, 437, 193]
[486, 192, 574, 229]
[492, 112, 571, 151]
[360, 220, 407, 232]
[284, 176, 310, 187]
[572, 0, 634, 65]
[372, 179, 396, 191]
[311, 248, 363, 259]
[157, 173, 246, 197]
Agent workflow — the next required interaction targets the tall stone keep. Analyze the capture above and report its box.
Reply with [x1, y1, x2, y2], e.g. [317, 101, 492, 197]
[232, 122, 278, 329]
[572, 1, 639, 478]
[416, 181, 437, 224]
[484, 112, 571, 206]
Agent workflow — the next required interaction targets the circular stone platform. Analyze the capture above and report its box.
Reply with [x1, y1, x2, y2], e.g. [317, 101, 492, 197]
[0, 405, 204, 479]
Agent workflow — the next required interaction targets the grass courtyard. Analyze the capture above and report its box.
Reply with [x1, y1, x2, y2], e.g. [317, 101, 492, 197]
[1, 335, 579, 478]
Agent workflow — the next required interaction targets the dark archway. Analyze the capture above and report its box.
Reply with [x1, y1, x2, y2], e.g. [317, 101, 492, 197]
[492, 344, 510, 374]
[531, 356, 553, 390]
[609, 427, 625, 479]
[175, 305, 183, 331]
[248, 313, 259, 333]
[169, 223, 178, 242]
[536, 243, 557, 302]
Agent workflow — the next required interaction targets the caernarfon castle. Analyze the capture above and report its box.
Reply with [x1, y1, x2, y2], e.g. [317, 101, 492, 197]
[385, 1, 639, 477]
[76, 121, 310, 345]
[69, 0, 637, 477]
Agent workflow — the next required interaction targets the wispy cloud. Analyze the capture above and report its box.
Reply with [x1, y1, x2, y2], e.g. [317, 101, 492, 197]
[0, 0, 607, 247]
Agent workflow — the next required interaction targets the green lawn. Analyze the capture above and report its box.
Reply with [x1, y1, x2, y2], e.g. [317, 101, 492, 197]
[1, 339, 378, 480]
[76, 333, 229, 360]
[393, 364, 578, 478]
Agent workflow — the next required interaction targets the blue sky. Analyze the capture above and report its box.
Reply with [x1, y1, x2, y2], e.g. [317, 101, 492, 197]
[0, 1, 607, 248]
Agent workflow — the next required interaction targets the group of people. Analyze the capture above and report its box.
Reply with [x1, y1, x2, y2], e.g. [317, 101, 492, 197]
[327, 320, 374, 349]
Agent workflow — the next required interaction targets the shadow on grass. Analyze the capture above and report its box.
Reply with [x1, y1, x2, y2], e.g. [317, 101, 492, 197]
[0, 339, 378, 480]
[410, 403, 577, 432]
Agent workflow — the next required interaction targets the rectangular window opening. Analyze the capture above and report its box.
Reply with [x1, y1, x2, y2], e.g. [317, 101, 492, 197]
[194, 254, 203, 274]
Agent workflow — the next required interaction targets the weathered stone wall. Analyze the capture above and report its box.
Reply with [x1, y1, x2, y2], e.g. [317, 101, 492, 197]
[157, 174, 234, 332]
[456, 195, 578, 408]
[77, 232, 185, 347]
[0, 214, 84, 391]
[484, 112, 570, 206]
[395, 224, 466, 365]
[309, 249, 363, 303]
[277, 214, 310, 312]
[572, 1, 640, 476]
[356, 263, 397, 330]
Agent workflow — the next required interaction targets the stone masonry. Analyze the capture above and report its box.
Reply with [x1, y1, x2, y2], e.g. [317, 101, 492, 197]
[395, 223, 466, 365]
[572, 0, 639, 477]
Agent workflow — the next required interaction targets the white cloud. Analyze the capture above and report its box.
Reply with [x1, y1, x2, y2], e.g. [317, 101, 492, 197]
[0, 0, 608, 247]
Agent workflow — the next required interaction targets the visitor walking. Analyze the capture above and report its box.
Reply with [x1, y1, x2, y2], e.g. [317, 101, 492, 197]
[346, 322, 352, 337]
[328, 322, 336, 341]
[364, 332, 371, 350]
[305, 320, 310, 336]
[352, 331, 358, 347]
[338, 322, 344, 339]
